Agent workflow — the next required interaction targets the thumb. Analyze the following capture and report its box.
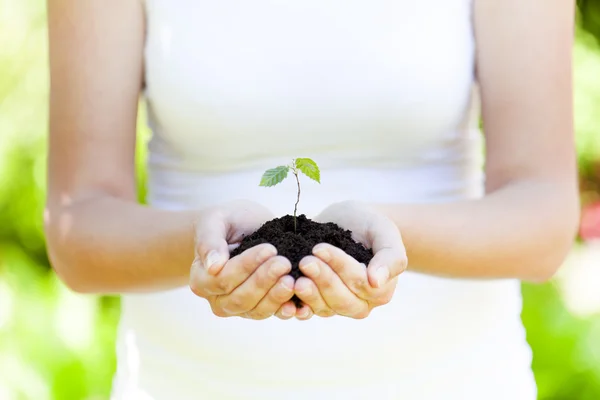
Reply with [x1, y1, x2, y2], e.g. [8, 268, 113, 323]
[194, 211, 230, 276]
[366, 219, 407, 288]
[224, 201, 273, 242]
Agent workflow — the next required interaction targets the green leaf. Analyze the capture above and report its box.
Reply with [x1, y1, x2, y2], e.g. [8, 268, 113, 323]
[259, 166, 290, 187]
[295, 158, 320, 183]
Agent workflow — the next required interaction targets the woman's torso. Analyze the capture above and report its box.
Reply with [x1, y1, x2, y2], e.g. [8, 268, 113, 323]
[111, 1, 536, 398]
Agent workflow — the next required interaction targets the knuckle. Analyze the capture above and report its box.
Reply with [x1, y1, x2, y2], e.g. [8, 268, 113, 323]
[226, 295, 247, 313]
[242, 259, 258, 275]
[216, 278, 232, 294]
[348, 277, 367, 294]
[319, 273, 335, 289]
[254, 269, 272, 291]
[327, 258, 345, 273]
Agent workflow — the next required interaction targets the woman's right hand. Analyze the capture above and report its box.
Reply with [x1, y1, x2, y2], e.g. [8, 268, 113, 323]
[189, 200, 297, 320]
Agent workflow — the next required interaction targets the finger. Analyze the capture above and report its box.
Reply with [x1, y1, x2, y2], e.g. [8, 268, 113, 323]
[367, 247, 408, 289]
[275, 300, 297, 320]
[194, 212, 230, 276]
[213, 243, 278, 294]
[367, 220, 407, 288]
[368, 215, 403, 252]
[245, 275, 296, 320]
[312, 244, 370, 296]
[294, 277, 335, 318]
[189, 258, 205, 297]
[368, 276, 399, 307]
[295, 304, 314, 321]
[215, 255, 290, 314]
[299, 256, 368, 318]
[191, 243, 277, 297]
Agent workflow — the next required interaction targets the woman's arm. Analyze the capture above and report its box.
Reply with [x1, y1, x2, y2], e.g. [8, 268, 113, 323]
[285, 0, 579, 320]
[45, 0, 292, 317]
[379, 0, 579, 282]
[44, 0, 199, 293]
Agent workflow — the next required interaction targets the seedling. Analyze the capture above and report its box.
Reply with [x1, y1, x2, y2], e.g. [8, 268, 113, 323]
[259, 158, 320, 233]
[231, 158, 371, 307]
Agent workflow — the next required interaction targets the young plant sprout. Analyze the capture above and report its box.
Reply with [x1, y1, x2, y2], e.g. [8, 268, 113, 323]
[259, 158, 321, 233]
[230, 158, 371, 307]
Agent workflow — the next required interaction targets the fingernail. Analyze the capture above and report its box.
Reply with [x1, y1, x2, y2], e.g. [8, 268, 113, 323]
[375, 266, 390, 287]
[257, 246, 276, 263]
[313, 245, 331, 262]
[281, 279, 294, 291]
[281, 306, 294, 318]
[302, 262, 320, 278]
[297, 307, 310, 318]
[205, 250, 221, 270]
[296, 285, 312, 297]
[268, 262, 289, 279]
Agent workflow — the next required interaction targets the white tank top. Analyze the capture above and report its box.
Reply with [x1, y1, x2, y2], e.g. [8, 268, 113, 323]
[111, 1, 537, 399]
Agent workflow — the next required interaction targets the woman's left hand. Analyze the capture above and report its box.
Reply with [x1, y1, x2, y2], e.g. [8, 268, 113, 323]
[294, 201, 408, 320]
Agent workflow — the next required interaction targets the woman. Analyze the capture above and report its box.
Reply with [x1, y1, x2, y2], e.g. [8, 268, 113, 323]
[45, 0, 579, 399]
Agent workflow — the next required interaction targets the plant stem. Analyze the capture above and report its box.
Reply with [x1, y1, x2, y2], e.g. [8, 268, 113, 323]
[293, 169, 300, 234]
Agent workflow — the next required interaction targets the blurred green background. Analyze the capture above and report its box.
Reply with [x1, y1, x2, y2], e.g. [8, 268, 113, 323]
[1, 1, 600, 399]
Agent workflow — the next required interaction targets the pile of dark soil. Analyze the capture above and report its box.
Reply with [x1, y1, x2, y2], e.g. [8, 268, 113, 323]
[230, 214, 373, 307]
